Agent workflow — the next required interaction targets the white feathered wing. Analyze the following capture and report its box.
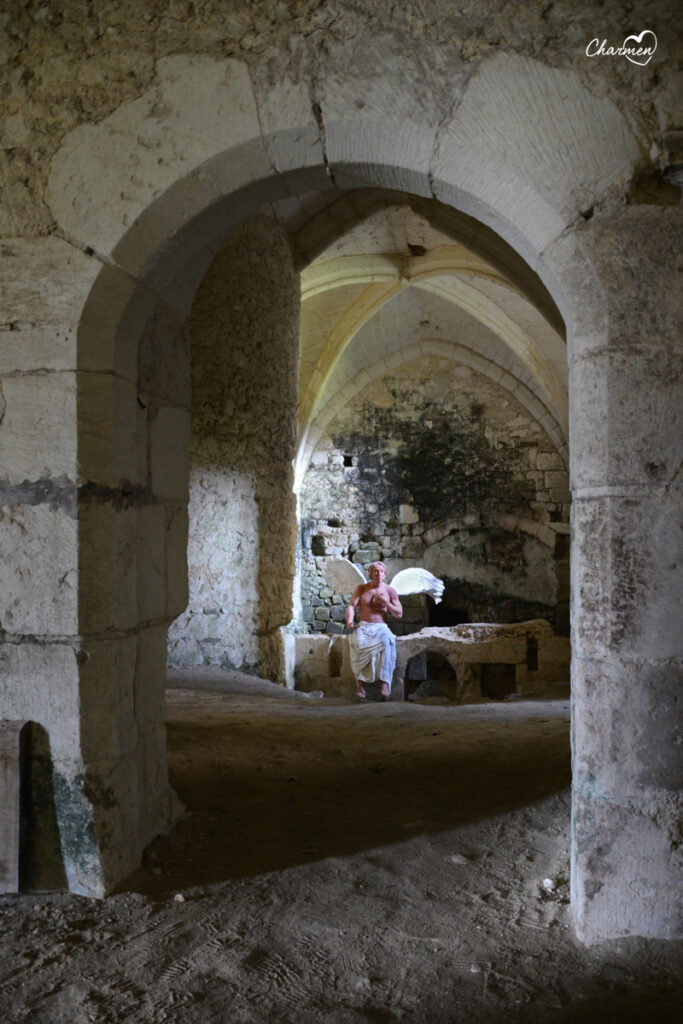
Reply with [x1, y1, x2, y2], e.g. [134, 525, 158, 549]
[320, 558, 444, 603]
[389, 567, 444, 604]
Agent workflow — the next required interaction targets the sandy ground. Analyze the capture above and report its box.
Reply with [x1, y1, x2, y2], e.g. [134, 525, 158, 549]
[1, 670, 681, 1023]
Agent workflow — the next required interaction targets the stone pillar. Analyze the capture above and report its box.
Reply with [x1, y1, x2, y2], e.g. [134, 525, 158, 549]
[0, 239, 186, 895]
[569, 208, 683, 941]
[167, 213, 300, 682]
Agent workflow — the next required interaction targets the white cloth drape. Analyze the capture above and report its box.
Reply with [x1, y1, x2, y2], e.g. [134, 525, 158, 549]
[349, 622, 396, 689]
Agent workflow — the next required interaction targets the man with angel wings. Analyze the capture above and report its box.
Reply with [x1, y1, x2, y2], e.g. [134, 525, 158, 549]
[336, 559, 444, 702]
[345, 561, 402, 702]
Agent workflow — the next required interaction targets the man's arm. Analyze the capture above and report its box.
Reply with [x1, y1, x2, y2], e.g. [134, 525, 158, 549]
[345, 586, 362, 629]
[385, 586, 403, 619]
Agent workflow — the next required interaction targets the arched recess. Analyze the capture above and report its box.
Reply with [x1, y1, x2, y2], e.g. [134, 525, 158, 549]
[7, 49, 677, 945]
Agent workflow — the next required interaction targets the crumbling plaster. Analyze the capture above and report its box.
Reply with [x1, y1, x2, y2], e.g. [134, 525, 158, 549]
[0, 0, 680, 943]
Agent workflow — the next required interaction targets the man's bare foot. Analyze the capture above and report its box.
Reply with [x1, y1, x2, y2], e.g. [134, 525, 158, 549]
[380, 682, 390, 700]
[355, 686, 367, 703]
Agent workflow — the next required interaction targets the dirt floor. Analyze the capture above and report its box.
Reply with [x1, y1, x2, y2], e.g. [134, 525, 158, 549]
[1, 670, 681, 1023]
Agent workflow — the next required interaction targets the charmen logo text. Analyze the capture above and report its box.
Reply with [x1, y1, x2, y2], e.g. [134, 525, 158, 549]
[586, 30, 657, 66]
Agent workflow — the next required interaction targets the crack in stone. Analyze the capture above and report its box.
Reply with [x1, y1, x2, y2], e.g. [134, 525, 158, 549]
[311, 100, 336, 185]
[50, 226, 110, 268]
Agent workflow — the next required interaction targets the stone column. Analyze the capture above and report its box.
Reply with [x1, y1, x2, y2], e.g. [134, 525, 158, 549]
[167, 213, 300, 682]
[0, 238, 188, 895]
[569, 207, 682, 941]
[1, 238, 103, 894]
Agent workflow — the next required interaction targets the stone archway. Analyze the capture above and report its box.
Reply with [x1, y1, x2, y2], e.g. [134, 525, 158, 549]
[1, 49, 680, 943]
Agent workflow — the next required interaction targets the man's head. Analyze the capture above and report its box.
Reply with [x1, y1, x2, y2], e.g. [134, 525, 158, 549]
[369, 561, 387, 583]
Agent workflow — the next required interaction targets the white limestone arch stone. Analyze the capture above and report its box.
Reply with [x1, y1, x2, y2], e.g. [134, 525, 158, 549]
[46, 51, 640, 314]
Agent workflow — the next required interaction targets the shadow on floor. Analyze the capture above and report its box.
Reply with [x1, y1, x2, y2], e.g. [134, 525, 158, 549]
[119, 696, 571, 895]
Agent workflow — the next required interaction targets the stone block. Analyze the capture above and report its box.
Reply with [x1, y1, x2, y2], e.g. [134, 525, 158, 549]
[392, 625, 534, 699]
[578, 209, 682, 354]
[0, 501, 78, 635]
[0, 371, 77, 482]
[536, 452, 564, 471]
[0, 237, 98, 360]
[47, 56, 268, 268]
[79, 373, 143, 487]
[119, 159, 284, 312]
[150, 407, 190, 501]
[314, 607, 331, 621]
[78, 262, 156, 382]
[435, 53, 639, 260]
[78, 636, 137, 763]
[317, 33, 457, 196]
[570, 345, 682, 490]
[572, 784, 683, 942]
[0, 326, 77, 377]
[137, 301, 190, 407]
[572, 656, 683, 796]
[572, 493, 683, 662]
[79, 503, 138, 635]
[253, 69, 327, 178]
[399, 503, 419, 524]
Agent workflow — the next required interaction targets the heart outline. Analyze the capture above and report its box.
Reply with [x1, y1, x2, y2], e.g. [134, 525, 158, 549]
[623, 29, 657, 66]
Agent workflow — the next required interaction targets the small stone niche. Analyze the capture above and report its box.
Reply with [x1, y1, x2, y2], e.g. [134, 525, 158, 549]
[311, 535, 326, 556]
[480, 663, 517, 700]
[405, 652, 459, 701]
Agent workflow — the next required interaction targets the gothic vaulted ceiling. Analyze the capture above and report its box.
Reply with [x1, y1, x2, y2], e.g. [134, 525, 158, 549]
[279, 192, 568, 487]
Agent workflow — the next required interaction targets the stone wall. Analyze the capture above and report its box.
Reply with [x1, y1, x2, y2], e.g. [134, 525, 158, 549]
[167, 214, 300, 682]
[299, 358, 569, 634]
